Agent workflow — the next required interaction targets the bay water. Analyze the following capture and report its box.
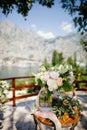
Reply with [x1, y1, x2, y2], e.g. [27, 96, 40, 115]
[0, 66, 38, 79]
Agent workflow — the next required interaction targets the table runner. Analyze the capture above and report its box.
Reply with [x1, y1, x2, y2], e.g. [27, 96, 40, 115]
[35, 88, 61, 130]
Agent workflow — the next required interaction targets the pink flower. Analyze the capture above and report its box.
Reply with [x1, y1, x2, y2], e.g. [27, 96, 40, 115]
[57, 77, 63, 86]
[63, 99, 68, 106]
[73, 106, 78, 110]
[41, 72, 49, 82]
[49, 71, 59, 80]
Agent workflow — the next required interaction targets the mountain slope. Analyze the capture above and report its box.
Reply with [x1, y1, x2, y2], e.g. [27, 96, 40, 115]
[0, 21, 86, 67]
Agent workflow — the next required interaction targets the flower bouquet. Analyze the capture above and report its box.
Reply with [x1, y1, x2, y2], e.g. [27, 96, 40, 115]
[35, 64, 75, 92]
[34, 64, 75, 106]
[34, 64, 82, 125]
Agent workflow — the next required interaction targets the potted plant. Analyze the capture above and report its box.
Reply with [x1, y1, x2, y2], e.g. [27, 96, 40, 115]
[0, 80, 9, 129]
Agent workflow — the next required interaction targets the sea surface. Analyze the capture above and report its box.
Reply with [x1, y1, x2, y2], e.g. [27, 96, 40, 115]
[0, 66, 38, 79]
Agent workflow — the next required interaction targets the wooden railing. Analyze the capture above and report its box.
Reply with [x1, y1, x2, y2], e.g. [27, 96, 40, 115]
[0, 76, 39, 106]
[0, 74, 87, 106]
[74, 73, 87, 90]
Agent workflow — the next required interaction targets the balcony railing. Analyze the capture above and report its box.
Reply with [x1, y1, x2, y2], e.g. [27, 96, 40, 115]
[0, 76, 39, 106]
[0, 74, 87, 106]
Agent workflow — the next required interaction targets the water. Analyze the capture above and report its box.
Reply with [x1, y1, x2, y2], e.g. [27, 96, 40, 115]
[0, 66, 38, 79]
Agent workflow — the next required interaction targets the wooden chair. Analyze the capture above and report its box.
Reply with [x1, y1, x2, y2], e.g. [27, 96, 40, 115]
[32, 89, 81, 130]
[32, 110, 80, 130]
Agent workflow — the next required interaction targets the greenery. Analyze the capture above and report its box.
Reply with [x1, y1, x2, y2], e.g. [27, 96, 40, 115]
[15, 79, 25, 86]
[80, 33, 87, 52]
[75, 74, 87, 88]
[60, 0, 87, 34]
[0, 0, 87, 33]
[42, 49, 87, 89]
[43, 49, 87, 74]
[52, 93, 82, 118]
[52, 50, 64, 66]
[42, 58, 51, 70]
[0, 80, 9, 111]
[27, 78, 41, 94]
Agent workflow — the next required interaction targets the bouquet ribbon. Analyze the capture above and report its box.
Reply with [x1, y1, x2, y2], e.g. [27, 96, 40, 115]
[35, 110, 61, 130]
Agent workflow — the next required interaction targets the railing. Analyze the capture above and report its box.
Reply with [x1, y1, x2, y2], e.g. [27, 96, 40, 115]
[74, 73, 87, 90]
[0, 74, 87, 106]
[0, 76, 39, 106]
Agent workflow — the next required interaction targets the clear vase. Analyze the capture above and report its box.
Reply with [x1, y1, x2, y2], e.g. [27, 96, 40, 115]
[39, 87, 52, 108]
[51, 90, 60, 107]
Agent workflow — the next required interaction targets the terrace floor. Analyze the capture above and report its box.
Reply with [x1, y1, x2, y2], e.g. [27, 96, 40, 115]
[1, 91, 87, 130]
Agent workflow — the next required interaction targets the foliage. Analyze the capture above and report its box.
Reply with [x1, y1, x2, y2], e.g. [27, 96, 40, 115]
[27, 78, 35, 93]
[52, 50, 59, 66]
[0, 80, 9, 111]
[0, 0, 34, 17]
[43, 58, 51, 70]
[0, 0, 54, 17]
[52, 50, 64, 66]
[27, 77, 41, 93]
[52, 93, 82, 118]
[42, 50, 87, 90]
[43, 50, 87, 76]
[15, 79, 25, 86]
[75, 74, 87, 88]
[80, 33, 87, 52]
[60, 0, 87, 34]
[66, 52, 85, 74]
[0, 0, 87, 33]
[67, 56, 75, 66]
[27, 86, 40, 94]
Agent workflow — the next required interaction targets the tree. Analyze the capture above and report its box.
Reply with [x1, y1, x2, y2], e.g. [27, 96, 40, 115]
[80, 33, 87, 52]
[0, 0, 54, 17]
[52, 50, 58, 66]
[67, 56, 74, 66]
[60, 0, 87, 34]
[52, 50, 64, 66]
[67, 52, 77, 68]
[0, 0, 87, 33]
[43, 58, 50, 69]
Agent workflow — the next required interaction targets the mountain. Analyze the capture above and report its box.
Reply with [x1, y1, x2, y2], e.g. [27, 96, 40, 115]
[0, 21, 86, 67]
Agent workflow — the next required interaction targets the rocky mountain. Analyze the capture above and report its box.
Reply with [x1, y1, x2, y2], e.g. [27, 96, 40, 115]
[0, 21, 86, 67]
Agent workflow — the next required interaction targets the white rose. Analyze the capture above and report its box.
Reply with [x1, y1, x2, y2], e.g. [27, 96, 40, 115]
[40, 72, 49, 82]
[47, 79, 58, 91]
[69, 71, 75, 84]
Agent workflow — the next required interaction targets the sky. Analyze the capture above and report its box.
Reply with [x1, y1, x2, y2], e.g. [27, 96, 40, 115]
[0, 1, 76, 39]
